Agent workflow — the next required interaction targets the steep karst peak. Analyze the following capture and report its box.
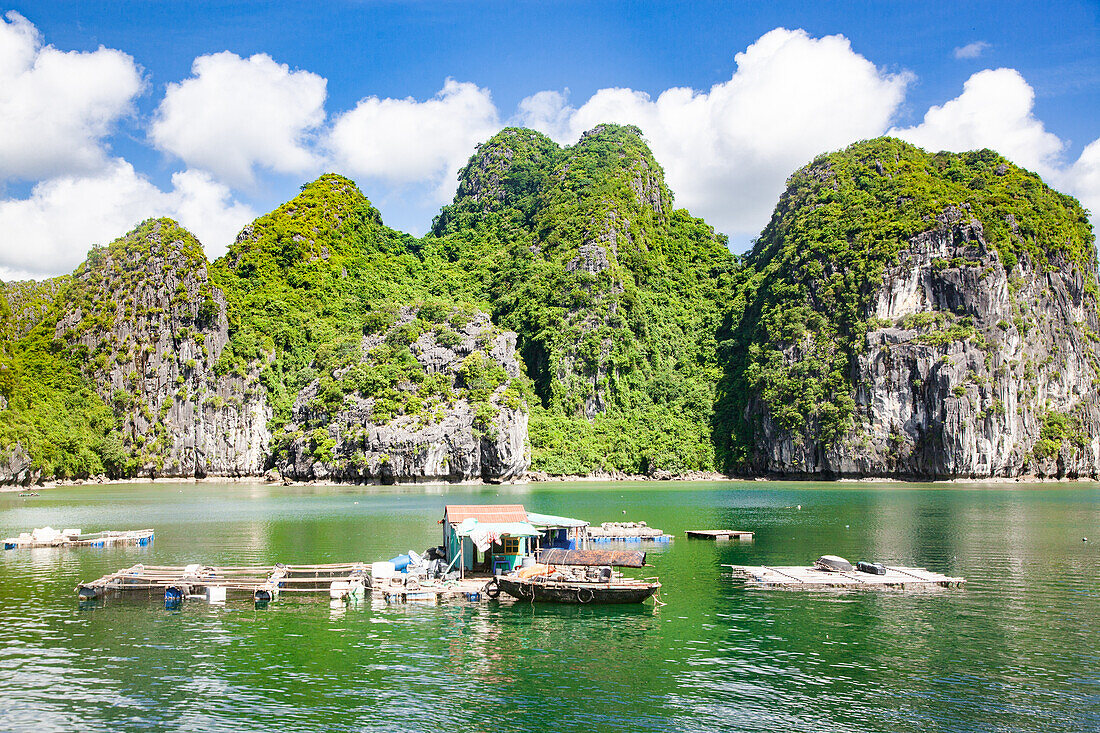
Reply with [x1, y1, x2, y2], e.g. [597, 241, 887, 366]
[753, 136, 1094, 272]
[77, 218, 207, 277]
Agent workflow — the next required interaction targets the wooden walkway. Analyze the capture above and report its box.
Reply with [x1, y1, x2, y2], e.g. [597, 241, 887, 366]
[5, 528, 153, 550]
[725, 564, 964, 589]
[686, 530, 754, 541]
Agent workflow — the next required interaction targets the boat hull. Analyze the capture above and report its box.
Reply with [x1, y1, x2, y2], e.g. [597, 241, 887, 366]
[496, 577, 659, 604]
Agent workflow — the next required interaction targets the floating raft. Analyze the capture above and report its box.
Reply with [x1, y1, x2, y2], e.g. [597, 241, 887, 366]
[587, 522, 672, 543]
[77, 561, 494, 604]
[686, 530, 754, 541]
[78, 562, 370, 601]
[725, 564, 965, 589]
[4, 528, 154, 550]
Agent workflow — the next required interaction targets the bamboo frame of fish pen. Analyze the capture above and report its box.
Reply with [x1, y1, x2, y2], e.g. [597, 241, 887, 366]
[77, 562, 498, 604]
[77, 562, 371, 602]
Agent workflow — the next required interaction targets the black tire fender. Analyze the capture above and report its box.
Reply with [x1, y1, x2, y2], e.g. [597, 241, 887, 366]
[485, 577, 501, 599]
[578, 587, 594, 604]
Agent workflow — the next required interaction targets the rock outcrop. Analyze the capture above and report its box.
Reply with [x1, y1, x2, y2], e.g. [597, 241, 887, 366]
[435, 124, 731, 441]
[731, 139, 1100, 479]
[0, 444, 38, 485]
[278, 306, 529, 482]
[56, 219, 269, 477]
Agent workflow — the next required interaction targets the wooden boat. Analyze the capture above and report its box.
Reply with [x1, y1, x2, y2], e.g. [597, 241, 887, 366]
[494, 575, 660, 604]
[491, 548, 660, 604]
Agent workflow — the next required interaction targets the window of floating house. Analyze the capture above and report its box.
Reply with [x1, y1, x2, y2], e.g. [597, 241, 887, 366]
[502, 537, 521, 554]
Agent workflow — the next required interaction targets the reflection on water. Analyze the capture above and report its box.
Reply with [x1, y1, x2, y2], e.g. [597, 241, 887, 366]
[0, 481, 1097, 732]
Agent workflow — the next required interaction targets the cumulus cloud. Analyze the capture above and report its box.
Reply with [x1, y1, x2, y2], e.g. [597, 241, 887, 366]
[890, 68, 1065, 175]
[0, 160, 254, 279]
[1061, 138, 1100, 227]
[516, 28, 913, 240]
[954, 41, 990, 60]
[0, 10, 143, 181]
[150, 51, 327, 185]
[327, 78, 500, 202]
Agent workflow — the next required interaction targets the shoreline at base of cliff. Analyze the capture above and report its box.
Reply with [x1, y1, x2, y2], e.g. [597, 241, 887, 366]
[4, 471, 1097, 492]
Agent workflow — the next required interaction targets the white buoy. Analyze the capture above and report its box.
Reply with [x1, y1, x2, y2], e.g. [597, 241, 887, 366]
[206, 586, 226, 604]
[329, 580, 351, 599]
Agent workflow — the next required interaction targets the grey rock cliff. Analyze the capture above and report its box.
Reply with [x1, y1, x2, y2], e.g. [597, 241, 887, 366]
[751, 207, 1100, 478]
[279, 307, 530, 483]
[56, 219, 269, 477]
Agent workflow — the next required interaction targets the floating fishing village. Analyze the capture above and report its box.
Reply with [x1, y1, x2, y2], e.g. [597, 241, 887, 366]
[4, 501, 966, 610]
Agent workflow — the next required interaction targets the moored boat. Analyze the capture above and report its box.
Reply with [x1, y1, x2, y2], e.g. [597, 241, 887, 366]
[494, 575, 660, 604]
[489, 547, 660, 604]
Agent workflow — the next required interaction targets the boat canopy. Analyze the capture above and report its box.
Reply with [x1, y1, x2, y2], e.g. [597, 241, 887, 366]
[525, 512, 590, 529]
[538, 548, 646, 568]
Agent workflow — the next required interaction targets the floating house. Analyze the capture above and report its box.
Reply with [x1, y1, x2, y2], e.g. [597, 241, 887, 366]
[443, 505, 538, 576]
[442, 505, 591, 576]
[526, 512, 590, 551]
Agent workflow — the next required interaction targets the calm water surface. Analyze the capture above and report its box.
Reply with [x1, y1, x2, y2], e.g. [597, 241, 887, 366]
[0, 481, 1096, 732]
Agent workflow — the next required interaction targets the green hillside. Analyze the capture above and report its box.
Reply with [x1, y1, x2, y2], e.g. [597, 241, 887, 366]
[431, 124, 737, 474]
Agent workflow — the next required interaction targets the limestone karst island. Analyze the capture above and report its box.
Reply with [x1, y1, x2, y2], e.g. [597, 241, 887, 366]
[3, 128, 1097, 484]
[2, 4, 1097, 733]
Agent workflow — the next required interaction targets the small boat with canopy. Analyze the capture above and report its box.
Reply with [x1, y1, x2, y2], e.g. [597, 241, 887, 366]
[488, 549, 660, 604]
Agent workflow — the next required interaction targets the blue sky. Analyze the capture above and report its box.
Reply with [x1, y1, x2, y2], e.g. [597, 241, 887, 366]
[1, 1, 1098, 278]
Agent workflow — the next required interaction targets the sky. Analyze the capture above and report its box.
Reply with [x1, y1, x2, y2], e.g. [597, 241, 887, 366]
[1, 0, 1098, 280]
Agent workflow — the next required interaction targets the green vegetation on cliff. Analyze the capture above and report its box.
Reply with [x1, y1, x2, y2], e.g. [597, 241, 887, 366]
[210, 175, 437, 427]
[430, 125, 737, 474]
[4, 130, 1095, 483]
[0, 277, 128, 479]
[715, 137, 1096, 469]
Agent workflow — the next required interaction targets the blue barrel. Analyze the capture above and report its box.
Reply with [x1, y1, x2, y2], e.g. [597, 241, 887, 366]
[389, 554, 412, 572]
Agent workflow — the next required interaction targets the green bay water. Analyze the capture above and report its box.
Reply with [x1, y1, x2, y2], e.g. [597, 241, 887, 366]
[0, 481, 1096, 732]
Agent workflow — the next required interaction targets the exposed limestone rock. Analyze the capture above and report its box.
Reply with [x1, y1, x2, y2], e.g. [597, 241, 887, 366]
[55, 219, 269, 478]
[2, 278, 66, 339]
[279, 307, 529, 483]
[0, 445, 38, 485]
[750, 209, 1100, 478]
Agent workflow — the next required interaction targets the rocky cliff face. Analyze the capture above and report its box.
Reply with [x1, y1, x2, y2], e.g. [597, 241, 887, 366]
[56, 219, 270, 477]
[730, 139, 1100, 479]
[2, 278, 66, 341]
[2, 202, 533, 484]
[277, 306, 529, 483]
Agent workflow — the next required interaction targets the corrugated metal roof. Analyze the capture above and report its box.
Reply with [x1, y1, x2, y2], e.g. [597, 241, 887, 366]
[525, 512, 590, 529]
[444, 504, 527, 524]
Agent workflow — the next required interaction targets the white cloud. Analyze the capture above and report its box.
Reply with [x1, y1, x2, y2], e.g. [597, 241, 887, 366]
[516, 28, 913, 240]
[1061, 138, 1100, 227]
[0, 11, 143, 181]
[890, 68, 1065, 175]
[954, 41, 990, 60]
[150, 51, 327, 186]
[327, 78, 500, 202]
[0, 160, 254, 279]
